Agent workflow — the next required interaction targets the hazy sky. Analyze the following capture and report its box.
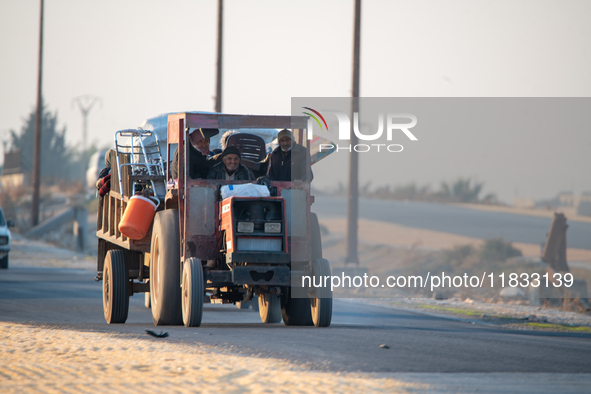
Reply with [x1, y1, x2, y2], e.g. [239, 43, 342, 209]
[1, 0, 590, 202]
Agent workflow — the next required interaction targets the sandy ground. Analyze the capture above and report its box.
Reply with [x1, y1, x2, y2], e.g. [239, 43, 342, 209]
[0, 322, 422, 394]
[3, 229, 425, 393]
[318, 217, 591, 265]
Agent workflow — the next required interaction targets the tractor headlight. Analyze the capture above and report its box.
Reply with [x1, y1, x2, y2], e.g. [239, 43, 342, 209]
[237, 221, 254, 233]
[264, 223, 281, 234]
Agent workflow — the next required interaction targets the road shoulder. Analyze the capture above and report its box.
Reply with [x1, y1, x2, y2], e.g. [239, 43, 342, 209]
[347, 298, 591, 333]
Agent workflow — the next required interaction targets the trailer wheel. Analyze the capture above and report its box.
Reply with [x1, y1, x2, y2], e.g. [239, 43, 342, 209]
[281, 287, 313, 326]
[103, 250, 129, 324]
[150, 210, 182, 325]
[259, 293, 282, 323]
[310, 258, 332, 327]
[182, 258, 204, 327]
[0, 254, 8, 269]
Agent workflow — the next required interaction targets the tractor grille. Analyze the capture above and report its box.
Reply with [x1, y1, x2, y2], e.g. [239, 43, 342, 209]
[236, 237, 282, 252]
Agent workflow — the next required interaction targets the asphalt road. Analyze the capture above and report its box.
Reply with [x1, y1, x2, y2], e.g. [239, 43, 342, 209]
[2, 265, 591, 377]
[313, 196, 591, 250]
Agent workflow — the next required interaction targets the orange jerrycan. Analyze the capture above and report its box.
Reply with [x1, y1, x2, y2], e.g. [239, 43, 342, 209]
[118, 195, 158, 240]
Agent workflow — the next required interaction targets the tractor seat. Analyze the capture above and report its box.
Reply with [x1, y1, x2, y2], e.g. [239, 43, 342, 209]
[225, 133, 269, 178]
[225, 133, 267, 162]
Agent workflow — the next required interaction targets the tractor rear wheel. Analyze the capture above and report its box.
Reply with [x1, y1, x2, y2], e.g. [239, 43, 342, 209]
[103, 250, 129, 324]
[182, 258, 204, 327]
[150, 210, 182, 325]
[258, 293, 282, 323]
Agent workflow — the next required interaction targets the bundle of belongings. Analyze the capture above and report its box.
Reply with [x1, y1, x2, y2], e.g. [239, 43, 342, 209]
[97, 173, 111, 197]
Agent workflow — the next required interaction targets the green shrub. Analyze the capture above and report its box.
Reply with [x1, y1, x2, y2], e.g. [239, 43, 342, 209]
[442, 244, 475, 265]
[478, 238, 522, 262]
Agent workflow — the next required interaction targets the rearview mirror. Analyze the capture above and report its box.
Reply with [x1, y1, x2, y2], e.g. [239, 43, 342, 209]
[6, 220, 14, 228]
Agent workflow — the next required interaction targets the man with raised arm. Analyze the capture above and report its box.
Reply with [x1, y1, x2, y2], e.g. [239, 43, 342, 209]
[170, 128, 221, 179]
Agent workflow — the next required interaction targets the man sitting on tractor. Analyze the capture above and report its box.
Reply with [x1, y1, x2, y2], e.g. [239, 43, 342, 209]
[268, 129, 313, 183]
[207, 146, 255, 181]
[171, 128, 221, 179]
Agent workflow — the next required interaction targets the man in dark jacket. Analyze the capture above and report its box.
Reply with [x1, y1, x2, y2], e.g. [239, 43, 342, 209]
[207, 146, 255, 180]
[171, 128, 221, 179]
[268, 129, 313, 183]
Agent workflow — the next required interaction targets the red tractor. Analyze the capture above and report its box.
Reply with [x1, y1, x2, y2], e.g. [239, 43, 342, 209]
[96, 112, 332, 327]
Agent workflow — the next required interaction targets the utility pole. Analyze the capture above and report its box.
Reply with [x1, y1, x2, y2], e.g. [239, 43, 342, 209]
[214, 0, 223, 113]
[31, 0, 44, 227]
[0, 129, 9, 156]
[72, 95, 101, 155]
[345, 0, 361, 265]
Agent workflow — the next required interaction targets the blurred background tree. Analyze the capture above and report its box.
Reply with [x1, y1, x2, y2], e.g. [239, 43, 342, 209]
[6, 101, 93, 182]
[437, 178, 497, 204]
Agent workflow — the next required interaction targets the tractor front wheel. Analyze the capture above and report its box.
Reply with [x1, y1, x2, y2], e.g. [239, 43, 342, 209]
[181, 258, 204, 327]
[258, 293, 282, 323]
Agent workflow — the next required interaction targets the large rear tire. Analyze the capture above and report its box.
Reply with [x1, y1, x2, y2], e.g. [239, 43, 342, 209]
[182, 258, 204, 327]
[0, 254, 8, 269]
[150, 210, 182, 326]
[103, 250, 129, 324]
[258, 293, 282, 323]
[310, 258, 332, 327]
